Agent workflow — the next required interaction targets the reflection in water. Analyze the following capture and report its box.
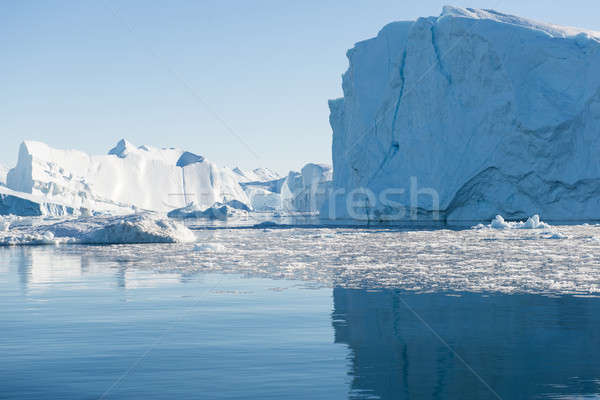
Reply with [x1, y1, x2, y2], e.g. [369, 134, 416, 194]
[3, 246, 600, 399]
[11, 247, 185, 292]
[332, 288, 600, 399]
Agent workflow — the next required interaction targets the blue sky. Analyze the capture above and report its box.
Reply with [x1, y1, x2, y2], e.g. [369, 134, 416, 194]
[2, 0, 599, 174]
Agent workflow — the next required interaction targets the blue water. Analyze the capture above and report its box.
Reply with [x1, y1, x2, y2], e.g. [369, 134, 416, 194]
[1, 246, 600, 399]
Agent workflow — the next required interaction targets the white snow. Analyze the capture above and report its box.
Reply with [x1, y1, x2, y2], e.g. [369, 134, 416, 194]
[6, 140, 250, 215]
[441, 6, 600, 40]
[233, 167, 280, 183]
[484, 214, 552, 230]
[167, 200, 250, 220]
[326, 6, 600, 222]
[4, 140, 331, 217]
[0, 213, 196, 246]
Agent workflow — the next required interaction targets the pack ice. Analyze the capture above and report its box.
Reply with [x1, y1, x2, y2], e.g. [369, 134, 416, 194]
[327, 6, 600, 222]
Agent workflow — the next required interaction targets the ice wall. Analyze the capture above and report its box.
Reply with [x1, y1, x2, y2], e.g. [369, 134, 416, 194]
[327, 6, 600, 222]
[6, 140, 249, 214]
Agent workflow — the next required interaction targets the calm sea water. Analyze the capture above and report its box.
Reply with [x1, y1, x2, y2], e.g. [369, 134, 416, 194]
[1, 245, 599, 399]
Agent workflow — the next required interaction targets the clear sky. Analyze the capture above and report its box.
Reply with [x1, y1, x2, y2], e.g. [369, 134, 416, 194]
[2, 0, 599, 174]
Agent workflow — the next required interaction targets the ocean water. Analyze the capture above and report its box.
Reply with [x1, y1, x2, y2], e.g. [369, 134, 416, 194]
[1, 227, 600, 399]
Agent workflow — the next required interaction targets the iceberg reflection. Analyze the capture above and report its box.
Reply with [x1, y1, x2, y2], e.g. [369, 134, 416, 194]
[332, 288, 600, 399]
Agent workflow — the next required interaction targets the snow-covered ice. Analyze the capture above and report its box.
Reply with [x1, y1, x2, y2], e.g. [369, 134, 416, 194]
[232, 167, 280, 183]
[2, 140, 334, 217]
[0, 213, 195, 245]
[327, 6, 600, 222]
[6, 140, 249, 214]
[168, 200, 250, 220]
[476, 214, 552, 230]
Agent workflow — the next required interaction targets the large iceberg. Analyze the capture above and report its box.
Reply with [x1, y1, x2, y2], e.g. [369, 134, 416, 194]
[6, 139, 250, 214]
[326, 7, 600, 222]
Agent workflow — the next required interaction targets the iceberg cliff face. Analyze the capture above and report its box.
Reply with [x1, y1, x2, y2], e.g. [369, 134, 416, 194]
[0, 186, 79, 216]
[6, 140, 249, 214]
[327, 7, 600, 222]
[281, 163, 332, 212]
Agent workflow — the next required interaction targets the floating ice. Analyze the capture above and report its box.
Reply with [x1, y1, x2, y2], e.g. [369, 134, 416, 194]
[34, 222, 600, 296]
[193, 243, 226, 252]
[0, 213, 196, 246]
[485, 215, 552, 230]
[168, 201, 250, 220]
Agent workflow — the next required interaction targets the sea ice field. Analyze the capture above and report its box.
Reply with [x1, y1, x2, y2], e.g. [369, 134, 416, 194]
[2, 213, 599, 295]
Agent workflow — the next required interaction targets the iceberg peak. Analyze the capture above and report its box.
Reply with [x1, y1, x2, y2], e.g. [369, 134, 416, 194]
[108, 139, 136, 158]
[176, 151, 205, 167]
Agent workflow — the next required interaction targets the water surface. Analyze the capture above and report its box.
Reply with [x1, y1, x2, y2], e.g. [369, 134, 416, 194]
[1, 244, 599, 399]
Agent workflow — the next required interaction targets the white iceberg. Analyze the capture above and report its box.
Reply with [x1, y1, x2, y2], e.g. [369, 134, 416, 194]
[326, 6, 600, 222]
[232, 167, 280, 183]
[0, 213, 196, 246]
[6, 139, 250, 215]
[281, 163, 332, 213]
[483, 214, 552, 230]
[167, 200, 250, 220]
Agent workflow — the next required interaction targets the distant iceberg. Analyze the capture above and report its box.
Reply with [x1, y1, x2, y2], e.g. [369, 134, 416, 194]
[6, 140, 250, 215]
[326, 6, 600, 222]
[1, 139, 332, 219]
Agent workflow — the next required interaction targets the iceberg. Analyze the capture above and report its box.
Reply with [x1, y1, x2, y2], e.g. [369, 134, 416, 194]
[2, 139, 332, 217]
[473, 214, 552, 230]
[0, 164, 7, 187]
[326, 6, 600, 222]
[281, 163, 332, 213]
[233, 167, 280, 183]
[167, 199, 251, 220]
[6, 139, 250, 214]
[0, 213, 196, 245]
[237, 163, 332, 213]
[0, 186, 82, 217]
